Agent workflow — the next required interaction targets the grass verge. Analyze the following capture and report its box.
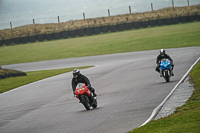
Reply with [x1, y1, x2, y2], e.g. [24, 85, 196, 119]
[128, 61, 200, 133]
[0, 21, 200, 65]
[0, 66, 92, 94]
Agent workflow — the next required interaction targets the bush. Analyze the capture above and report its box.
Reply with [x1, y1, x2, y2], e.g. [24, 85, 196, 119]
[0, 68, 27, 79]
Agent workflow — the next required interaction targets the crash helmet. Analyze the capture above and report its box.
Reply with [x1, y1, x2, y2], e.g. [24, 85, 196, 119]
[160, 49, 166, 56]
[73, 69, 80, 78]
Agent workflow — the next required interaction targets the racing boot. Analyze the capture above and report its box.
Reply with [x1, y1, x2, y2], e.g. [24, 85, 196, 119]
[170, 68, 174, 76]
[160, 71, 162, 77]
[171, 65, 174, 76]
[92, 90, 97, 97]
[171, 71, 174, 76]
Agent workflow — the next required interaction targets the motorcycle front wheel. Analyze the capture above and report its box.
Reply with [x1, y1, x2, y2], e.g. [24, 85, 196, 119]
[80, 96, 90, 110]
[164, 70, 170, 82]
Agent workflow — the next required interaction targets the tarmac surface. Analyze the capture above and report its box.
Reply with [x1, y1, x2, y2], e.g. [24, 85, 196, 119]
[155, 77, 194, 120]
[0, 47, 199, 133]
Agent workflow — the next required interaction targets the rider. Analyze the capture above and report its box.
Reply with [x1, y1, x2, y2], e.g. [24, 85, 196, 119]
[155, 49, 174, 76]
[71, 69, 97, 97]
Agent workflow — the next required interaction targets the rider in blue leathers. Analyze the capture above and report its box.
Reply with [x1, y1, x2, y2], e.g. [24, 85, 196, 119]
[155, 49, 174, 76]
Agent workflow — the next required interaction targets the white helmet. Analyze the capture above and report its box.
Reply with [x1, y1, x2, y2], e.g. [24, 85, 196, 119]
[73, 69, 80, 78]
[160, 49, 166, 57]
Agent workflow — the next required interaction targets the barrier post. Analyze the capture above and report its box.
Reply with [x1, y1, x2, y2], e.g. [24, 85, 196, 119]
[108, 9, 110, 17]
[33, 19, 35, 27]
[151, 3, 153, 11]
[129, 6, 131, 14]
[10, 22, 12, 31]
[83, 13, 85, 20]
[58, 16, 60, 23]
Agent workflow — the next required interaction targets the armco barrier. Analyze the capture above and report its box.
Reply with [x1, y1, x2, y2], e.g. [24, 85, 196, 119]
[172, 17, 180, 24]
[46, 33, 53, 40]
[29, 35, 37, 43]
[125, 22, 133, 30]
[1, 15, 199, 46]
[61, 31, 69, 38]
[13, 37, 21, 44]
[197, 15, 200, 21]
[69, 30, 77, 37]
[117, 23, 125, 31]
[133, 21, 141, 29]
[93, 27, 101, 34]
[188, 15, 196, 22]
[0, 40, 3, 46]
[37, 34, 45, 42]
[77, 28, 85, 37]
[149, 20, 157, 27]
[180, 16, 188, 23]
[101, 25, 110, 33]
[3, 39, 12, 46]
[165, 18, 173, 25]
[141, 21, 149, 28]
[53, 32, 61, 39]
[85, 27, 93, 35]
[157, 18, 165, 26]
[20, 36, 29, 44]
[110, 25, 118, 32]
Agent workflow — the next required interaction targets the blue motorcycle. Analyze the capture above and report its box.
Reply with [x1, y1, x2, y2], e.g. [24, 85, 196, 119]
[160, 59, 172, 82]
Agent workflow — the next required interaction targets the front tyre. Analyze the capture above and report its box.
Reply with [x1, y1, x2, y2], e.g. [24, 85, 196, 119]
[164, 70, 170, 82]
[80, 96, 90, 110]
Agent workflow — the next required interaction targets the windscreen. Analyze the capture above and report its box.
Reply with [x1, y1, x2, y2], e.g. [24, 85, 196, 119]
[76, 83, 84, 89]
[161, 58, 169, 63]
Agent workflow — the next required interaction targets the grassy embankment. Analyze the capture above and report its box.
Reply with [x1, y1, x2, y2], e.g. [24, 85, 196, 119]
[0, 4, 199, 39]
[128, 61, 200, 133]
[0, 66, 92, 94]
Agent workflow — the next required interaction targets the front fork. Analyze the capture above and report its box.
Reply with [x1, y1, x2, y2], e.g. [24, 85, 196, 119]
[78, 93, 94, 105]
[161, 68, 172, 77]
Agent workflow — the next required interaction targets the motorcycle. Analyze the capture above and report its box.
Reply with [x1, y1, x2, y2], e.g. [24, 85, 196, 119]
[75, 83, 97, 110]
[160, 58, 172, 82]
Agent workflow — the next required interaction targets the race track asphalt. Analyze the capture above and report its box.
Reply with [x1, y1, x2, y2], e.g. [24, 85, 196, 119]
[0, 47, 200, 133]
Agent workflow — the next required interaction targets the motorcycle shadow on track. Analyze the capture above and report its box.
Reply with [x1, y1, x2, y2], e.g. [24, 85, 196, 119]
[156, 79, 178, 84]
[77, 106, 102, 113]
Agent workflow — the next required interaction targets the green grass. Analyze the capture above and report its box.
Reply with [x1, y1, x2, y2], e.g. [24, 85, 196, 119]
[0, 22, 200, 65]
[0, 66, 92, 94]
[128, 61, 200, 133]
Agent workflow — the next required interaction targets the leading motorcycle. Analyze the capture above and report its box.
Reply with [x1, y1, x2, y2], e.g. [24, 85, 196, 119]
[160, 58, 172, 82]
[75, 83, 97, 110]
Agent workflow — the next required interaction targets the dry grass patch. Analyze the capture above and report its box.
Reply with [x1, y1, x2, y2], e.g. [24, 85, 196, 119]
[0, 5, 200, 40]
